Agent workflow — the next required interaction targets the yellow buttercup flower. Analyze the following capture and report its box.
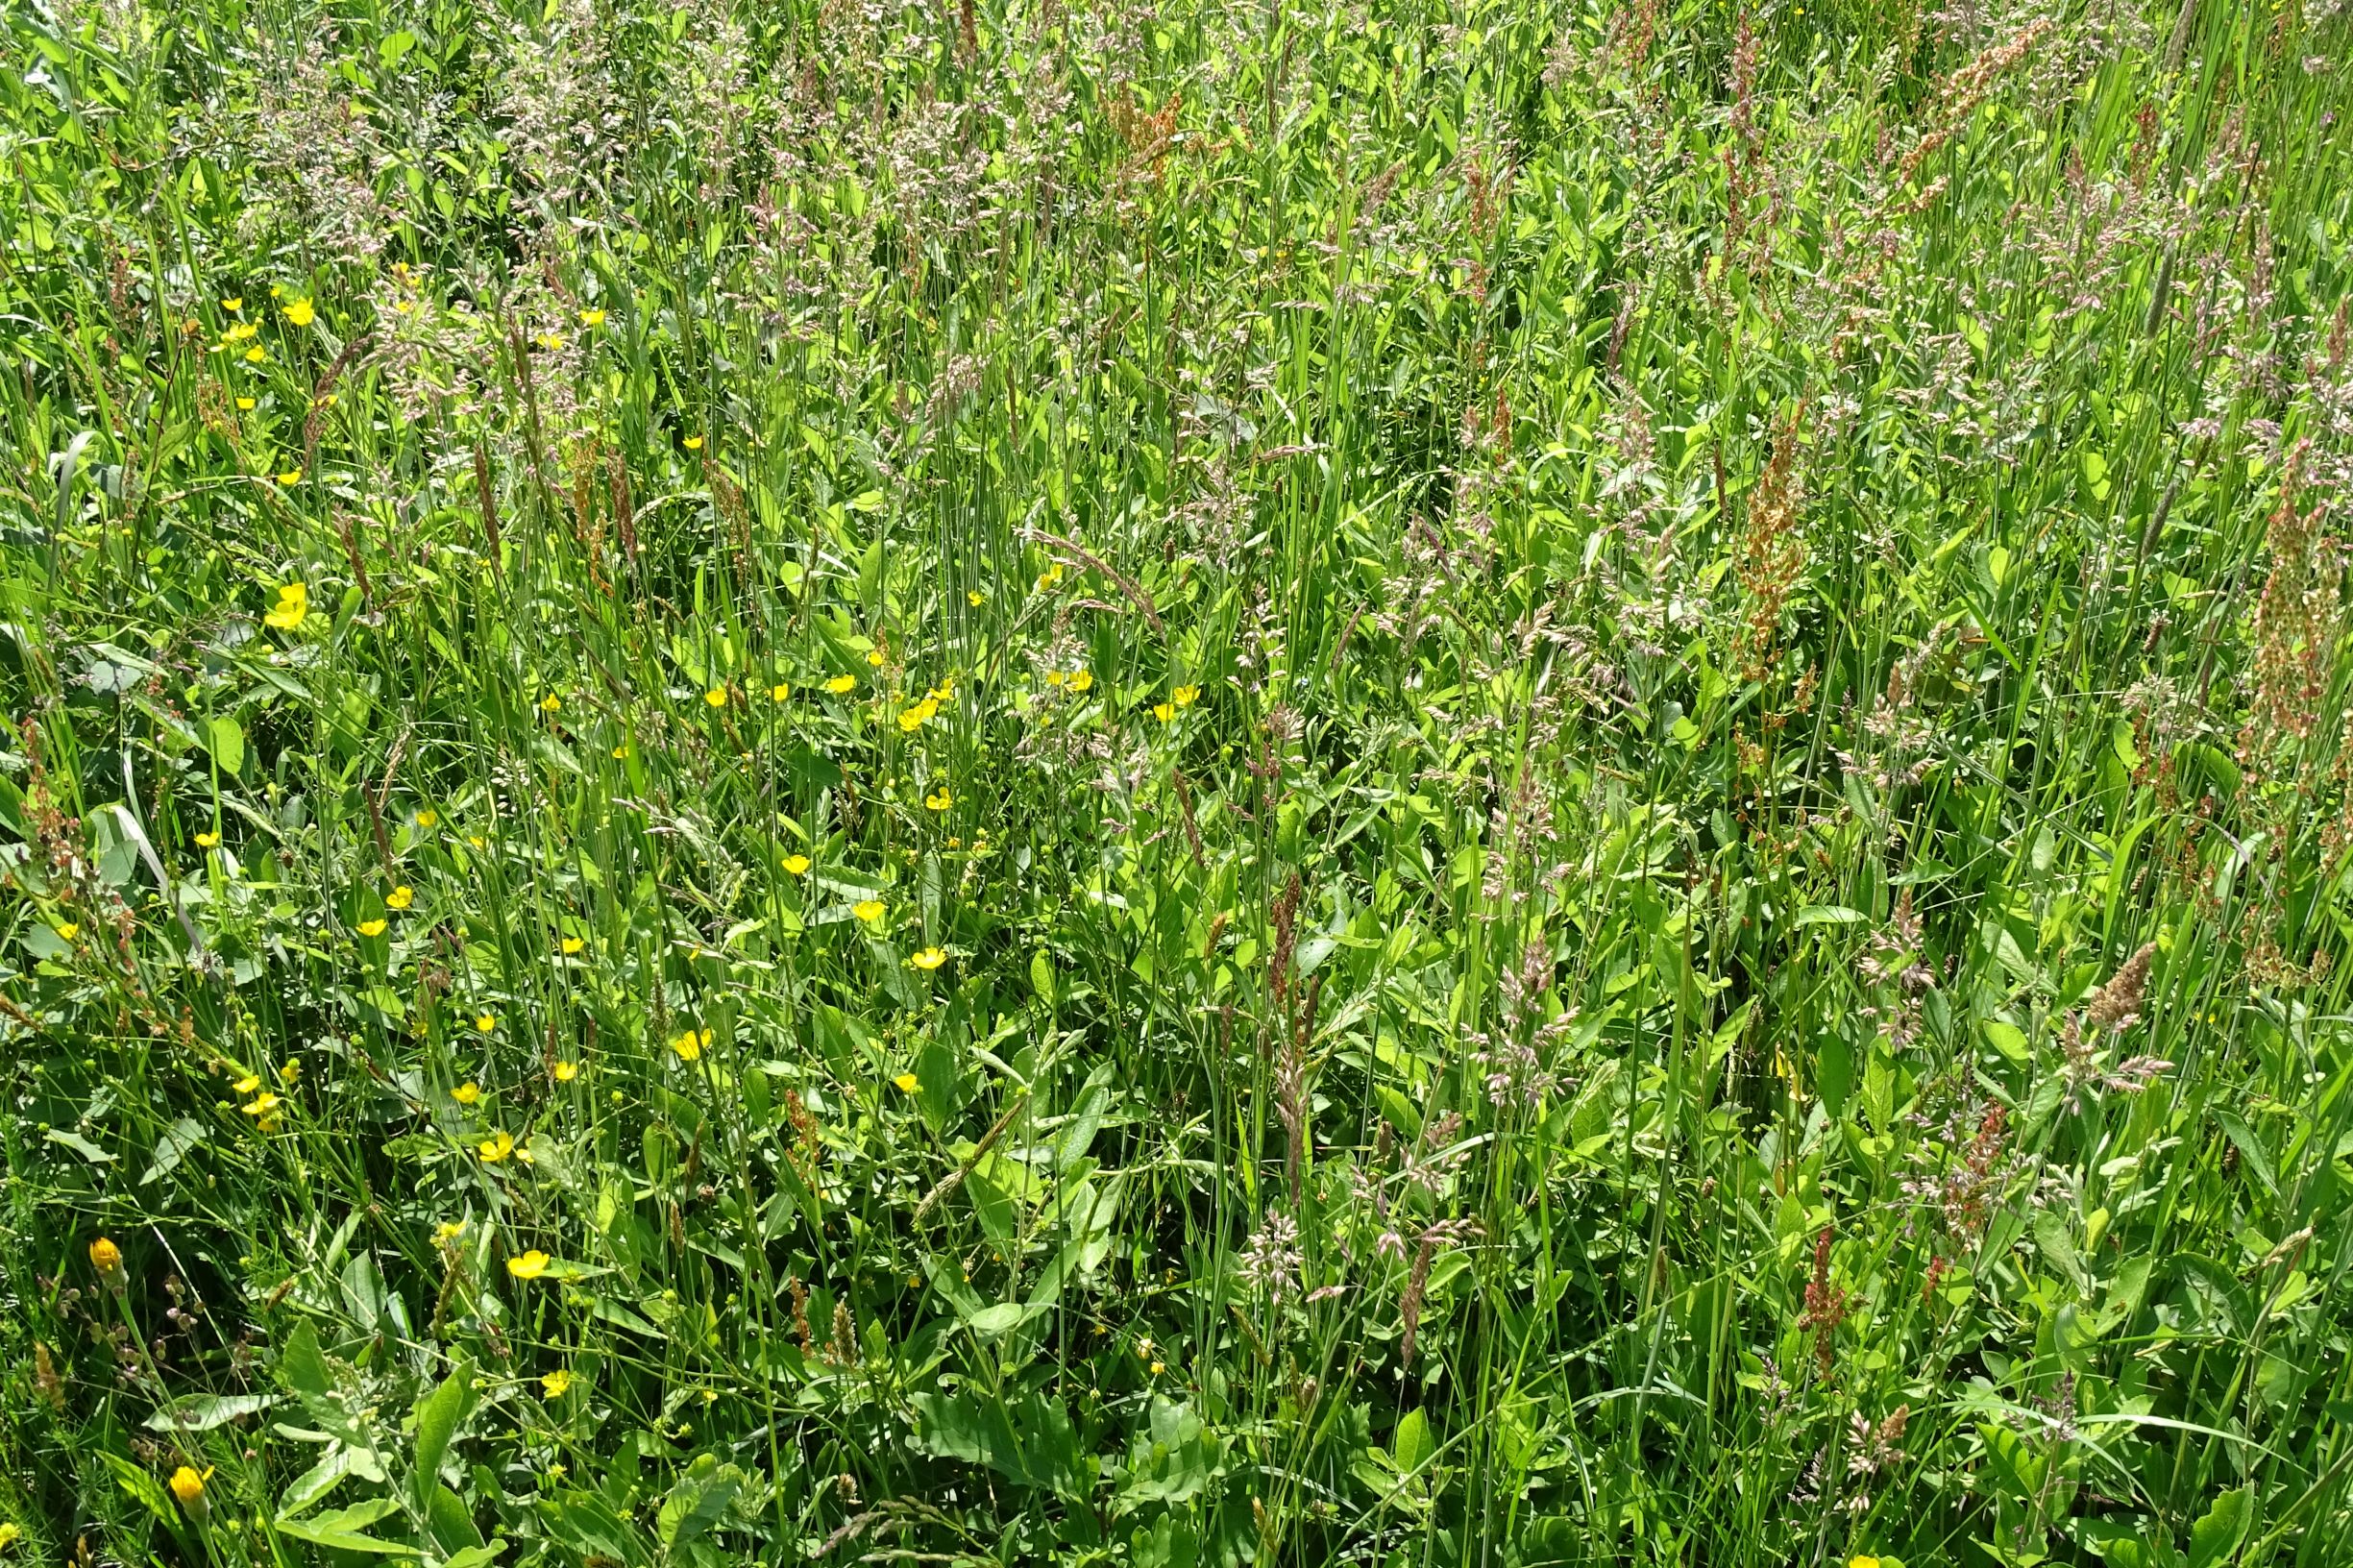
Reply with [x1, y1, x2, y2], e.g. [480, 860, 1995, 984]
[770, 682, 791, 701]
[89, 1237, 122, 1275]
[475, 1014, 497, 1033]
[1154, 702, 1175, 723]
[284, 298, 315, 327]
[552, 1061, 580, 1082]
[235, 396, 256, 411]
[533, 331, 565, 352]
[168, 1466, 208, 1506]
[1046, 671, 1066, 687]
[233, 1075, 262, 1094]
[560, 936, 584, 954]
[782, 854, 811, 875]
[1068, 669, 1093, 693]
[867, 646, 888, 667]
[579, 308, 605, 327]
[682, 435, 703, 451]
[222, 297, 243, 312]
[912, 947, 946, 970]
[1034, 562, 1065, 591]
[241, 1092, 282, 1116]
[275, 468, 302, 485]
[435, 1219, 465, 1242]
[280, 1059, 301, 1085]
[224, 321, 257, 341]
[415, 809, 438, 829]
[853, 899, 885, 923]
[244, 346, 268, 363]
[704, 687, 728, 708]
[542, 1368, 574, 1396]
[1173, 685, 1200, 706]
[893, 1072, 919, 1092]
[671, 1029, 710, 1062]
[452, 1082, 481, 1105]
[386, 885, 414, 909]
[540, 694, 562, 713]
[925, 789, 951, 811]
[825, 674, 855, 694]
[1848, 1558, 1880, 1568]
[55, 922, 79, 942]
[196, 830, 221, 846]
[478, 1130, 516, 1163]
[506, 1249, 549, 1279]
[898, 700, 936, 732]
[264, 582, 308, 628]
[357, 919, 387, 937]
[968, 590, 987, 605]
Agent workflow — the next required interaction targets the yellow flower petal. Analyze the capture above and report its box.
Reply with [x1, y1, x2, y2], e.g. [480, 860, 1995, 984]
[893, 1072, 919, 1092]
[357, 919, 387, 937]
[506, 1249, 549, 1279]
[853, 899, 885, 922]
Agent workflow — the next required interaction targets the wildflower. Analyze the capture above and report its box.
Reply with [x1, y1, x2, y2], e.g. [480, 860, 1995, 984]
[241, 1092, 281, 1117]
[89, 1237, 122, 1276]
[505, 1250, 549, 1279]
[683, 435, 704, 451]
[1154, 702, 1175, 723]
[612, 745, 629, 759]
[893, 1072, 919, 1092]
[233, 1075, 262, 1094]
[540, 694, 561, 713]
[853, 899, 885, 923]
[552, 1061, 580, 1082]
[925, 788, 952, 811]
[541, 1369, 573, 1396]
[264, 583, 308, 628]
[55, 922, 79, 942]
[224, 322, 257, 341]
[358, 919, 387, 937]
[672, 1029, 709, 1062]
[475, 1014, 497, 1033]
[1068, 670, 1093, 693]
[560, 936, 584, 954]
[1850, 1558, 1880, 1568]
[782, 855, 811, 875]
[1174, 685, 1200, 706]
[968, 590, 987, 605]
[284, 299, 315, 327]
[1046, 671, 1066, 687]
[235, 397, 256, 411]
[452, 1082, 481, 1105]
[196, 830, 221, 847]
[222, 297, 243, 312]
[897, 701, 935, 732]
[704, 688, 728, 707]
[168, 1466, 208, 1507]
[435, 1220, 465, 1242]
[280, 1060, 301, 1085]
[245, 347, 268, 363]
[579, 308, 605, 327]
[415, 809, 438, 829]
[771, 682, 791, 701]
[825, 674, 855, 694]
[1034, 562, 1065, 591]
[533, 332, 564, 352]
[275, 468, 302, 485]
[912, 947, 946, 970]
[478, 1130, 516, 1163]
[386, 885, 413, 909]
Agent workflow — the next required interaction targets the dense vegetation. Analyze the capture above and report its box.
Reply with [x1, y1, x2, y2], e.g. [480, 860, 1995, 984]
[4, 0, 2351, 1562]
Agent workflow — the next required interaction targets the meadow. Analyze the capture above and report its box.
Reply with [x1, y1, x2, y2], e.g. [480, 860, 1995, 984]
[3, 0, 2352, 1562]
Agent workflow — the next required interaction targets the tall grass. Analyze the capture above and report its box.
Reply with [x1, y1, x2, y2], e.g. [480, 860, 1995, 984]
[3, 0, 2351, 1563]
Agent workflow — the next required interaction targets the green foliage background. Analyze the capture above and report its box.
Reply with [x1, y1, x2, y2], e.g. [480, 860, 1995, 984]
[3, 0, 2351, 1562]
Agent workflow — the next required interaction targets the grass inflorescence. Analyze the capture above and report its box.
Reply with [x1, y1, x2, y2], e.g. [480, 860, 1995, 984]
[2, 0, 2352, 1564]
